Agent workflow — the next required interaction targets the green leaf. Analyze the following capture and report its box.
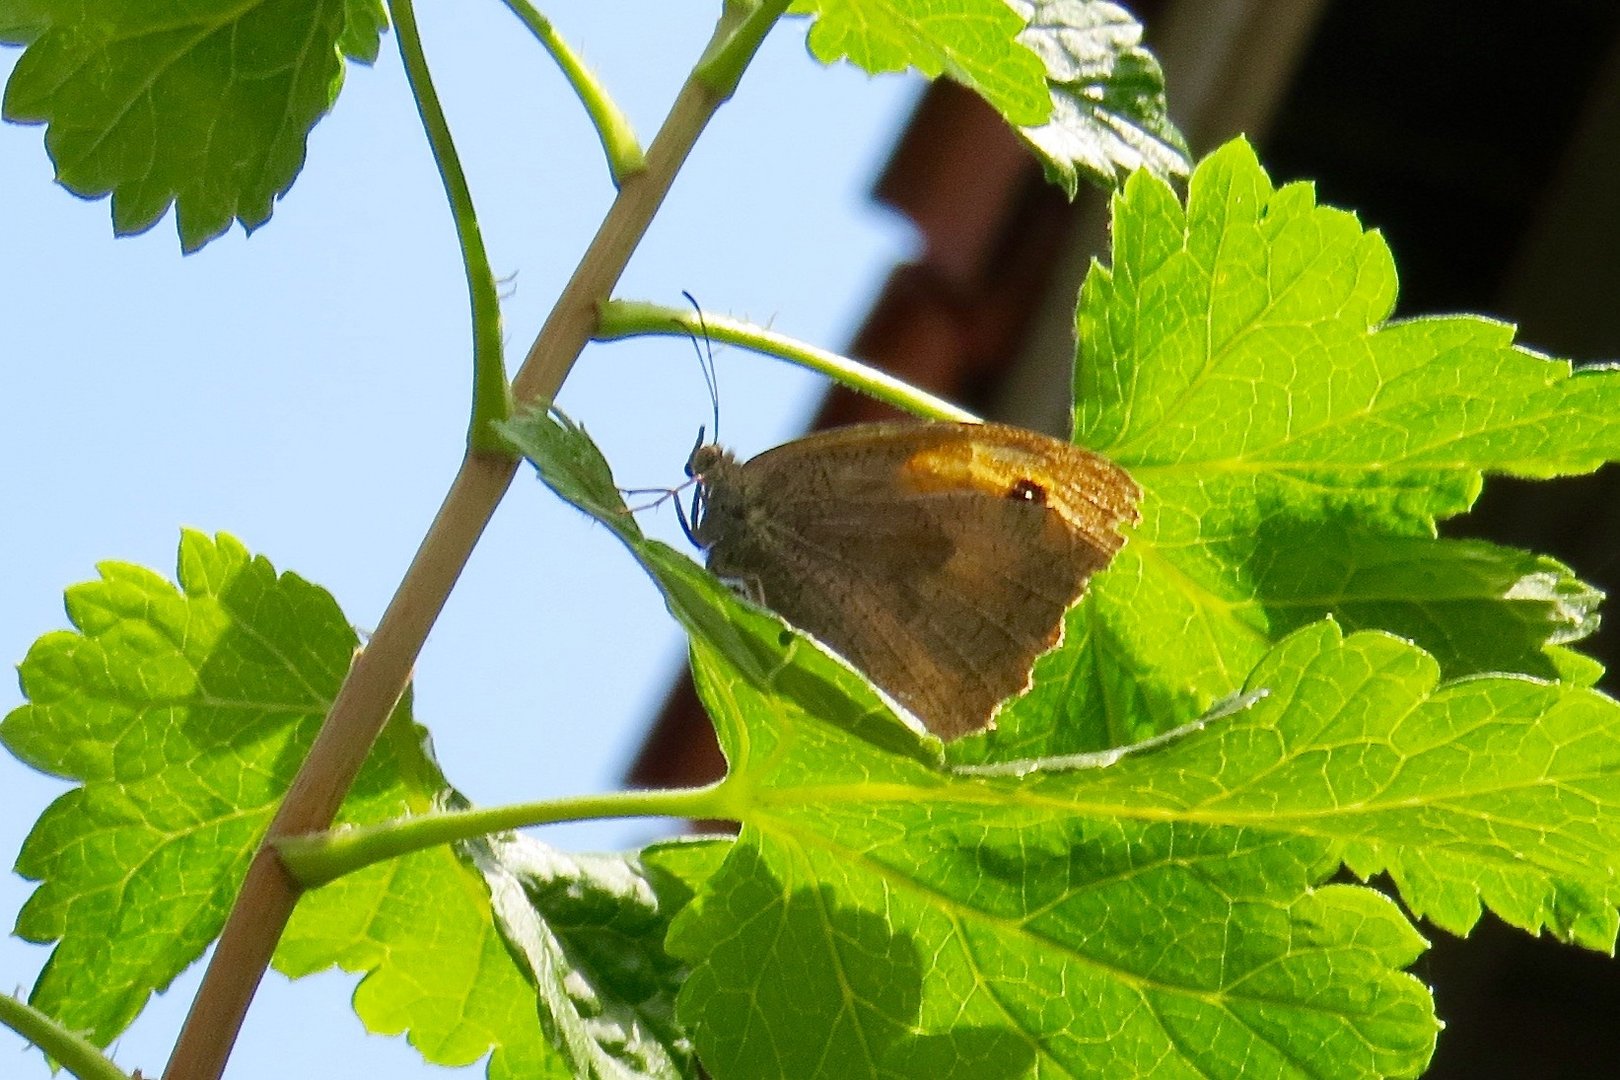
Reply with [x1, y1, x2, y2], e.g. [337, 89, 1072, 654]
[279, 842, 566, 1078]
[1009, 0, 1189, 192]
[339, 0, 389, 64]
[793, 0, 1052, 127]
[1240, 534, 1599, 678]
[0, 0, 49, 43]
[1027, 137, 1620, 750]
[281, 824, 696, 1079]
[1062, 620, 1620, 950]
[791, 0, 1187, 189]
[2, 531, 691, 1077]
[641, 836, 739, 915]
[466, 834, 695, 1078]
[4, 533, 357, 1044]
[504, 411, 1445, 1079]
[0, 0, 387, 250]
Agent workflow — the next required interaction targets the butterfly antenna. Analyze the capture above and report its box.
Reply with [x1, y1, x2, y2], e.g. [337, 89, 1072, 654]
[684, 426, 707, 477]
[681, 290, 721, 446]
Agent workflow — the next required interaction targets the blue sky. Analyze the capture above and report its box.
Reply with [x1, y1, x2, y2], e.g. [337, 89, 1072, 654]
[0, 5, 919, 1076]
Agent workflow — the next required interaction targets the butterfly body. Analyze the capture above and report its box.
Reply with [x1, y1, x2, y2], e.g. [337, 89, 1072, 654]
[686, 421, 1140, 738]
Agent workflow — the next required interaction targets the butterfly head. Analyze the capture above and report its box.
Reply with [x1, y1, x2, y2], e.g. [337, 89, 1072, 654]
[679, 430, 743, 549]
[685, 428, 727, 480]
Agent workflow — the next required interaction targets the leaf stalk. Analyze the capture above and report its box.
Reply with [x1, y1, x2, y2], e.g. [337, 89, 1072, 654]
[501, 0, 646, 185]
[277, 781, 736, 888]
[392, 0, 511, 450]
[0, 994, 129, 1080]
[596, 297, 981, 423]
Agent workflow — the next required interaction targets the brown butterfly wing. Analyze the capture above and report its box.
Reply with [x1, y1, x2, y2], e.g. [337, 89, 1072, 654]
[697, 422, 1139, 738]
[759, 488, 1104, 737]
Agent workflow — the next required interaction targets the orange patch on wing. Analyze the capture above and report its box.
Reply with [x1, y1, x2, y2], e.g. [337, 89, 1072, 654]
[900, 442, 1022, 496]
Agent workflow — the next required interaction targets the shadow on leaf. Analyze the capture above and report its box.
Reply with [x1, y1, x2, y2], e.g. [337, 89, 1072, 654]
[672, 839, 1032, 1079]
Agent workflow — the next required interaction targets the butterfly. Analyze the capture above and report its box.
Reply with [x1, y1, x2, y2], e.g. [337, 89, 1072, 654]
[683, 420, 1140, 738]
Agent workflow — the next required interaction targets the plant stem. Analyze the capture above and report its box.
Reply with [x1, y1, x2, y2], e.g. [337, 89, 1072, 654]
[392, 0, 511, 450]
[0, 993, 129, 1080]
[596, 298, 982, 423]
[278, 782, 736, 888]
[162, 7, 785, 1079]
[501, 0, 645, 185]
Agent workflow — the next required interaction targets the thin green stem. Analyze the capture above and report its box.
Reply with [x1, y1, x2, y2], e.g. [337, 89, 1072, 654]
[278, 781, 738, 888]
[394, 0, 511, 450]
[0, 994, 129, 1080]
[597, 298, 981, 423]
[502, 0, 645, 185]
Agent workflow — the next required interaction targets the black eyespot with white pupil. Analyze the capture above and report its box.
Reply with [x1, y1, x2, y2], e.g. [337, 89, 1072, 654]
[1008, 478, 1047, 504]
